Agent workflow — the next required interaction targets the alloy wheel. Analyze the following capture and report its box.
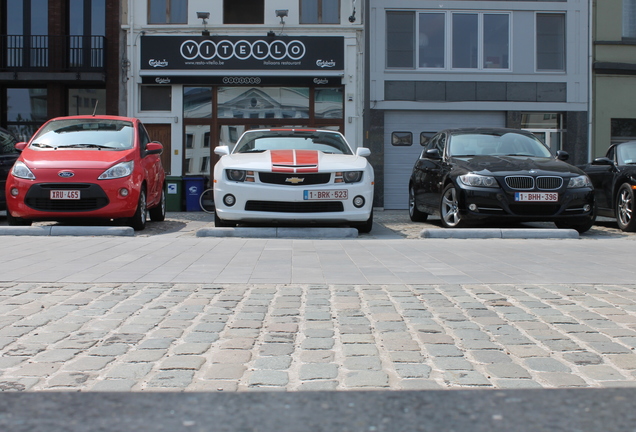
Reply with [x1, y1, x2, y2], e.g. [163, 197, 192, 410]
[441, 185, 461, 227]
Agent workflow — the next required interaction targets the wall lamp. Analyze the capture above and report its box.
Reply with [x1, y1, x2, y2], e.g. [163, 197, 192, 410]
[197, 11, 210, 36]
[275, 9, 288, 24]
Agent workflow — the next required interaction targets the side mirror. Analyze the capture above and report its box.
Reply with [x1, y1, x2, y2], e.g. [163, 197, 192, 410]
[591, 157, 613, 166]
[215, 146, 230, 156]
[425, 148, 442, 160]
[15, 142, 27, 152]
[556, 150, 569, 161]
[146, 141, 163, 155]
[356, 147, 371, 157]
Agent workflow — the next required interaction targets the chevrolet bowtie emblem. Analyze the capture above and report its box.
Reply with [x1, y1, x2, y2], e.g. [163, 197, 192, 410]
[285, 177, 305, 184]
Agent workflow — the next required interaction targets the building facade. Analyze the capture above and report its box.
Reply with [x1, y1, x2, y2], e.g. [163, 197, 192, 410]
[365, 0, 591, 209]
[0, 0, 121, 141]
[123, 0, 364, 181]
[592, 0, 636, 157]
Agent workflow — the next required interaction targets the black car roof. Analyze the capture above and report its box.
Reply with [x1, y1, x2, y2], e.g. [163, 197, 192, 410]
[440, 127, 537, 137]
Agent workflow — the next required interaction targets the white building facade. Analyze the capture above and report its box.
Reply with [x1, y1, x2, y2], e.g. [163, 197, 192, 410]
[122, 0, 364, 186]
[366, 0, 591, 209]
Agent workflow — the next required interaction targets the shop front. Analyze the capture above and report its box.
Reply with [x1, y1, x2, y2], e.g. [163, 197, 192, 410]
[137, 35, 351, 207]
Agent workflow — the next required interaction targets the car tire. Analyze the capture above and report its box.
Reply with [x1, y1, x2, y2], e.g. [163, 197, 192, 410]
[409, 185, 428, 222]
[440, 184, 465, 228]
[353, 209, 374, 233]
[149, 187, 166, 222]
[129, 189, 147, 231]
[214, 210, 236, 228]
[616, 183, 636, 232]
[6, 211, 32, 226]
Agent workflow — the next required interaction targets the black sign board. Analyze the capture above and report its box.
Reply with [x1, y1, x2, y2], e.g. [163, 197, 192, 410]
[141, 76, 341, 86]
[141, 36, 344, 71]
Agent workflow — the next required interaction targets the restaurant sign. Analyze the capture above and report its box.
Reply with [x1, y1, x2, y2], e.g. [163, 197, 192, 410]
[141, 36, 344, 71]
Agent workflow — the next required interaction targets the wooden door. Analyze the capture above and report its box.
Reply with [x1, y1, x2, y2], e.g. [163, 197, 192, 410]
[145, 124, 172, 175]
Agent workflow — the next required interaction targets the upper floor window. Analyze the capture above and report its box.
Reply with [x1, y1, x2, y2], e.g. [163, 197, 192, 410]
[536, 13, 566, 71]
[6, 0, 48, 36]
[148, 0, 187, 24]
[300, 0, 340, 24]
[224, 0, 264, 24]
[387, 10, 510, 71]
[624, 0, 636, 39]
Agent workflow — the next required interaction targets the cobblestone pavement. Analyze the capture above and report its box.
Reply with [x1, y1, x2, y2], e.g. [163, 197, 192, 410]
[1, 282, 635, 392]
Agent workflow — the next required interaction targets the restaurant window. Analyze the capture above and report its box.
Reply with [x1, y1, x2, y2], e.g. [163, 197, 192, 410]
[141, 86, 171, 111]
[315, 88, 344, 119]
[300, 0, 340, 24]
[148, 0, 187, 24]
[537, 13, 566, 71]
[224, 0, 263, 24]
[184, 87, 212, 119]
[218, 87, 309, 119]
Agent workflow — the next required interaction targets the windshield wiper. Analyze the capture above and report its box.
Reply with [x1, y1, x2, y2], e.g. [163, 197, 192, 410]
[64, 144, 113, 150]
[240, 149, 266, 153]
[31, 143, 56, 149]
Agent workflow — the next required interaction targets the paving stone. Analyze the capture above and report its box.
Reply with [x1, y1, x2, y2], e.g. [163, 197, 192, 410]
[173, 343, 211, 355]
[608, 354, 636, 370]
[301, 338, 334, 350]
[580, 365, 627, 381]
[210, 350, 252, 364]
[296, 381, 339, 391]
[204, 364, 247, 380]
[64, 356, 115, 371]
[524, 358, 571, 372]
[343, 357, 382, 371]
[344, 371, 389, 388]
[394, 364, 432, 379]
[160, 355, 206, 370]
[253, 356, 292, 370]
[106, 363, 153, 380]
[485, 363, 532, 379]
[444, 371, 491, 386]
[342, 344, 379, 356]
[91, 379, 136, 391]
[247, 370, 289, 387]
[146, 370, 195, 388]
[399, 379, 443, 390]
[124, 349, 167, 362]
[47, 372, 93, 387]
[388, 351, 425, 363]
[536, 372, 588, 387]
[299, 364, 339, 380]
[470, 350, 513, 364]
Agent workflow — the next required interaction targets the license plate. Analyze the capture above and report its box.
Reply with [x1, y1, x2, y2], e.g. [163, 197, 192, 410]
[304, 190, 348, 200]
[515, 192, 558, 202]
[50, 190, 81, 200]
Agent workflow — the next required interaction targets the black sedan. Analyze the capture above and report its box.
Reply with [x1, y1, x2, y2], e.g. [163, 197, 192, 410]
[408, 128, 596, 233]
[581, 140, 636, 231]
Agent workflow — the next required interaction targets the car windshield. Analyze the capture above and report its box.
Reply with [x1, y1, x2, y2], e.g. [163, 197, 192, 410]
[233, 130, 353, 155]
[29, 119, 135, 150]
[617, 142, 636, 165]
[449, 132, 552, 158]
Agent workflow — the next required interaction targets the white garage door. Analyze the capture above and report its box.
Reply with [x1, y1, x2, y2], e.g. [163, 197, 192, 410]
[384, 111, 506, 209]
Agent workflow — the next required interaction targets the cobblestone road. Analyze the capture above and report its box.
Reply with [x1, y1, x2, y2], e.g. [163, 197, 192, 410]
[1, 282, 635, 392]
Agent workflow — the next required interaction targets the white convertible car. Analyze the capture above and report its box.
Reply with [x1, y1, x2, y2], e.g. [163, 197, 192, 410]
[213, 128, 375, 232]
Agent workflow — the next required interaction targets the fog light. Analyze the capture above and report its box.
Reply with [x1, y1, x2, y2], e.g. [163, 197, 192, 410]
[468, 203, 478, 211]
[584, 204, 591, 212]
[353, 196, 365, 208]
[224, 194, 236, 207]
[119, 188, 129, 197]
[10, 188, 19, 197]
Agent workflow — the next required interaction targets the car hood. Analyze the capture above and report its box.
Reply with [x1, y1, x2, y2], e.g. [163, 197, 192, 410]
[452, 155, 585, 177]
[222, 149, 369, 172]
[19, 148, 133, 170]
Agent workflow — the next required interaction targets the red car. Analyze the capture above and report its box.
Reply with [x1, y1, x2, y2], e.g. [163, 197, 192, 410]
[5, 115, 166, 230]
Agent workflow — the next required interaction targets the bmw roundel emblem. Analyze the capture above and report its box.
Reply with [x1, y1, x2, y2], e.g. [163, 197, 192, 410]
[58, 171, 75, 178]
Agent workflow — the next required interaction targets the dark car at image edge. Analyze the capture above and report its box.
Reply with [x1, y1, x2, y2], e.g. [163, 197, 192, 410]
[408, 128, 596, 233]
[0, 127, 19, 211]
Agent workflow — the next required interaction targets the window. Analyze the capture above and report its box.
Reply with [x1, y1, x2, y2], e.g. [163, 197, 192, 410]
[315, 88, 344, 119]
[69, 0, 106, 68]
[419, 13, 445, 68]
[148, 0, 187, 24]
[141, 86, 171, 111]
[537, 14, 566, 71]
[6, 88, 47, 141]
[389, 11, 509, 70]
[624, 0, 636, 38]
[68, 89, 106, 115]
[387, 12, 415, 68]
[452, 13, 509, 70]
[391, 132, 413, 146]
[5, 0, 49, 68]
[300, 0, 340, 24]
[224, 0, 263, 24]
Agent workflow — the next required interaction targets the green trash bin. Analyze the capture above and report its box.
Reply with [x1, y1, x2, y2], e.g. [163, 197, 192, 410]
[165, 176, 183, 211]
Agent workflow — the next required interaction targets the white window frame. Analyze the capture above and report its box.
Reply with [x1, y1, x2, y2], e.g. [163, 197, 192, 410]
[415, 11, 511, 72]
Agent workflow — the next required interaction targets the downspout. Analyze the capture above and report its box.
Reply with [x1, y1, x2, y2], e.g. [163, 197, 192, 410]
[588, 0, 594, 162]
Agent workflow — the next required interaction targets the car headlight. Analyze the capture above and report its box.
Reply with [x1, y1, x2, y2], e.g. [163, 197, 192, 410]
[343, 171, 363, 183]
[11, 161, 36, 180]
[459, 173, 498, 188]
[98, 161, 134, 180]
[568, 175, 593, 189]
[227, 169, 247, 182]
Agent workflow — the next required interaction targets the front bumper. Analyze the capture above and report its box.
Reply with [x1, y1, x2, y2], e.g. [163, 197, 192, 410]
[214, 180, 374, 223]
[458, 186, 595, 222]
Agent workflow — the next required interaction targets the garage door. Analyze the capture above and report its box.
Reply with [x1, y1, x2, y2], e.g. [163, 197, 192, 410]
[384, 111, 506, 209]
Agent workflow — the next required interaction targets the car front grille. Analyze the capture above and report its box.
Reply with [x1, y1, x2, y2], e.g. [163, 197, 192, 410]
[258, 172, 332, 186]
[25, 183, 109, 212]
[245, 201, 344, 213]
[505, 176, 564, 191]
